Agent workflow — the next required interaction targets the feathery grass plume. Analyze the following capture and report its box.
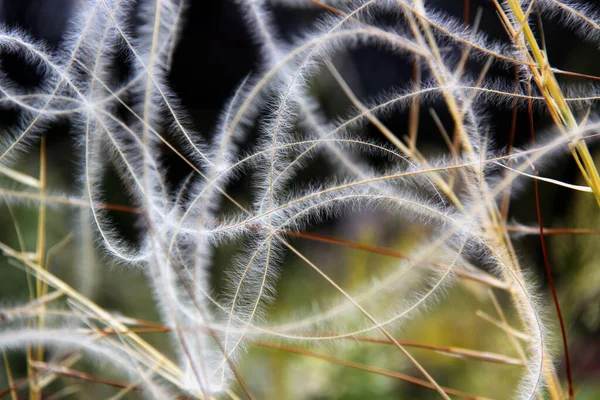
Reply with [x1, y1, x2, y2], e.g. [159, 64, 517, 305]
[2, 0, 600, 398]
[93, 0, 236, 394]
[233, 0, 420, 200]
[0, 327, 173, 398]
[537, 0, 600, 45]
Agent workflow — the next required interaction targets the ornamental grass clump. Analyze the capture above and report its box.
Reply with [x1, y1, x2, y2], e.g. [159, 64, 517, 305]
[0, 0, 599, 398]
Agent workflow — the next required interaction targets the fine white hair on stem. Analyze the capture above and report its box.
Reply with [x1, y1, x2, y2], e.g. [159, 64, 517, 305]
[3, 0, 598, 397]
[0, 328, 174, 398]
